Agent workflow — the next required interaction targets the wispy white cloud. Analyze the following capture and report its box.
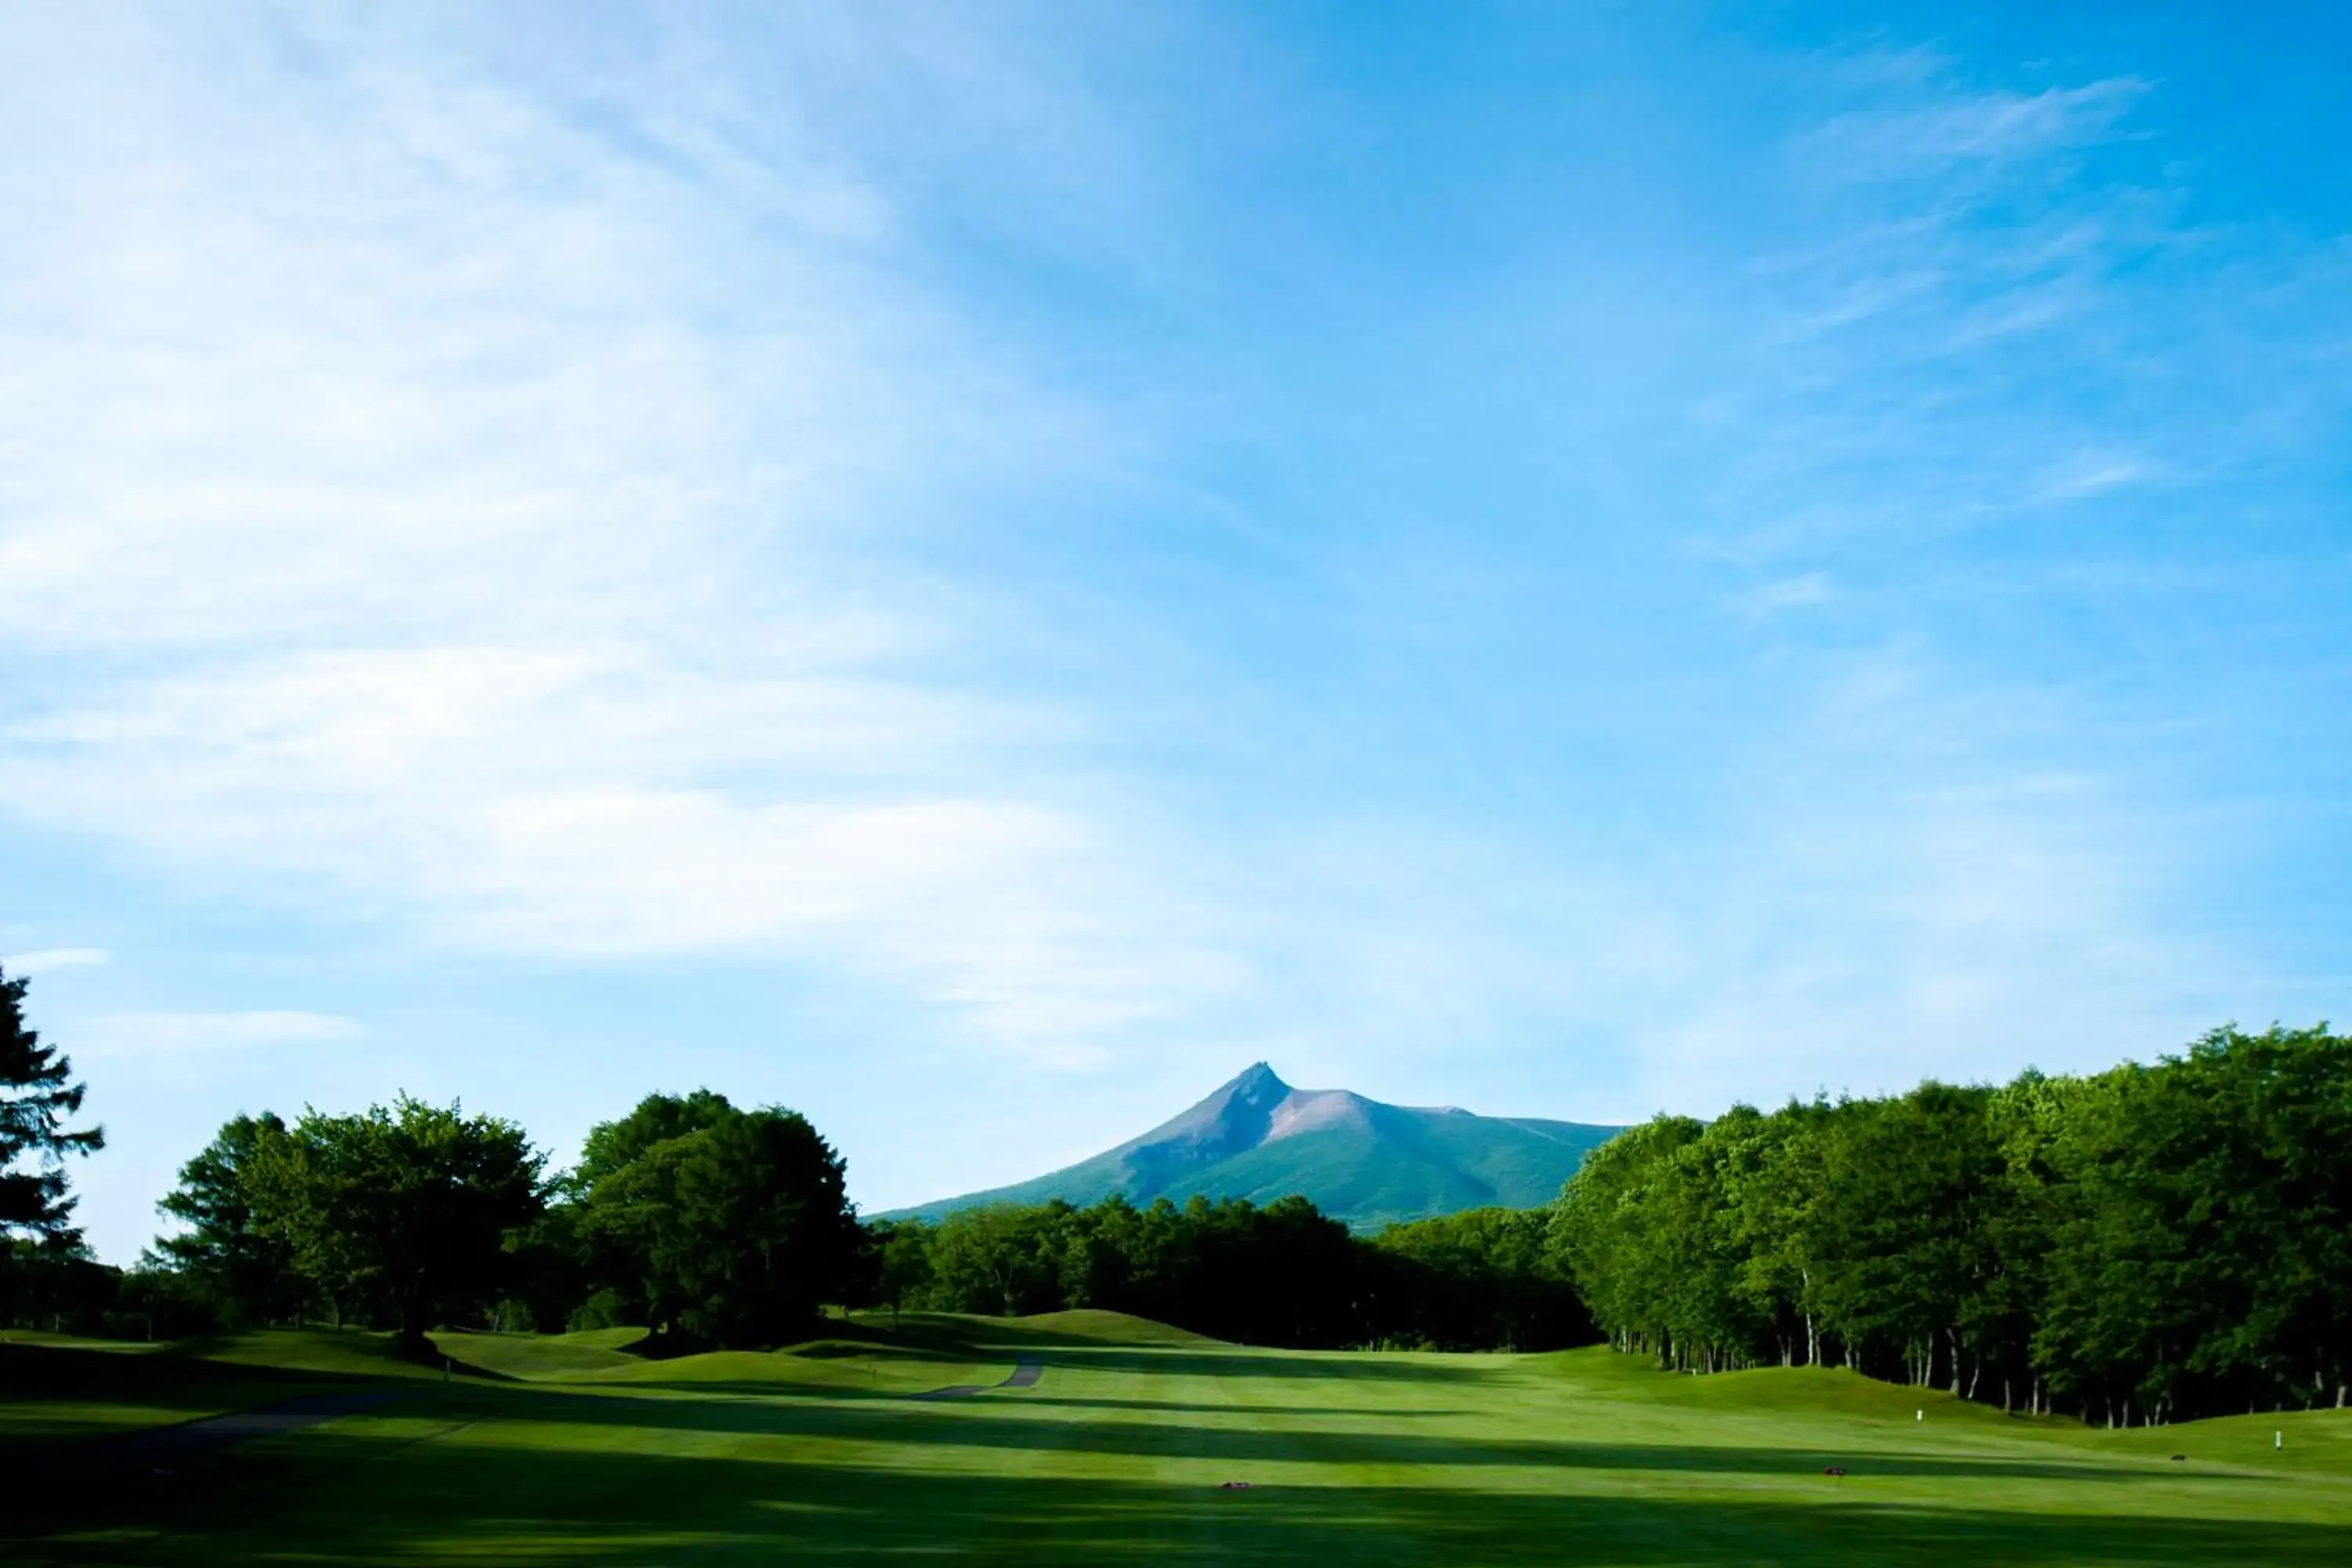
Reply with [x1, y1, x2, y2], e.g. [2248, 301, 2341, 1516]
[0, 6, 1232, 1063]
[2035, 451, 2151, 502]
[75, 1011, 365, 1059]
[1798, 78, 2150, 183]
[1737, 572, 1838, 615]
[1700, 64, 2201, 566]
[2, 947, 110, 977]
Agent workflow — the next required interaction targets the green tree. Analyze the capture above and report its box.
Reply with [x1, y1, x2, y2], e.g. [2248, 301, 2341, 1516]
[568, 1089, 738, 1327]
[1549, 1114, 1704, 1363]
[150, 1112, 313, 1327]
[499, 1201, 596, 1334]
[0, 964, 103, 1243]
[865, 1218, 935, 1325]
[575, 1092, 858, 1346]
[658, 1105, 858, 1345]
[927, 1203, 1059, 1316]
[1731, 1101, 1831, 1367]
[575, 1089, 735, 1189]
[1374, 1207, 1590, 1350]
[248, 1096, 545, 1350]
[2034, 1028, 2352, 1422]
[0, 1234, 119, 1332]
[1803, 1084, 2003, 1392]
[1543, 1027, 2352, 1422]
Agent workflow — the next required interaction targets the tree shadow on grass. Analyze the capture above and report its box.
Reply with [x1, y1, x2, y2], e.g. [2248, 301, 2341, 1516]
[597, 1347, 1476, 1402]
[1008, 1395, 1477, 1417]
[14, 1424, 2350, 1568]
[415, 1384, 2280, 1487]
[984, 1345, 1486, 1381]
[0, 1342, 387, 1452]
[10, 1341, 2272, 1497]
[849, 1319, 1483, 1381]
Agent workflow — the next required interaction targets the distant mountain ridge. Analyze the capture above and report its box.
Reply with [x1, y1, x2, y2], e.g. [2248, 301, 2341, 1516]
[888, 1063, 1625, 1230]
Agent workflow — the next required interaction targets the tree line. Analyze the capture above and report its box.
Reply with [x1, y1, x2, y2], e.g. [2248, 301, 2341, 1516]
[872, 1196, 1591, 1351]
[5, 952, 1588, 1353]
[0, 963, 1589, 1353]
[1549, 1025, 2352, 1426]
[125, 1090, 1589, 1352]
[138, 1090, 861, 1352]
[41, 1092, 1586, 1353]
[10, 959, 2352, 1423]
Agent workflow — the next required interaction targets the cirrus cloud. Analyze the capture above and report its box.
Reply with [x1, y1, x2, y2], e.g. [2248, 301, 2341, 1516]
[74, 1011, 365, 1060]
[2, 947, 110, 977]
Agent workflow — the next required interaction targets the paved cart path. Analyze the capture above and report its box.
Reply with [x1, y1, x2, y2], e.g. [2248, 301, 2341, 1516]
[81, 1390, 406, 1471]
[912, 1355, 1045, 1400]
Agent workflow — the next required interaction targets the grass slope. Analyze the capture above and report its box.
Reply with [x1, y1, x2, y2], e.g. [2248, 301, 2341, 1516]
[8, 1320, 2350, 1564]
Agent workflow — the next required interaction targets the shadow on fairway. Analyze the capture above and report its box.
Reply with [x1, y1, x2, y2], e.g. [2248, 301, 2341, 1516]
[450, 1384, 2249, 1487]
[594, 1381, 1470, 1420]
[12, 1341, 2276, 1496]
[1007, 1395, 1478, 1417]
[605, 1345, 1481, 1399]
[15, 1338, 2350, 1568]
[972, 1346, 1484, 1381]
[0, 1341, 383, 1447]
[16, 1425, 2350, 1568]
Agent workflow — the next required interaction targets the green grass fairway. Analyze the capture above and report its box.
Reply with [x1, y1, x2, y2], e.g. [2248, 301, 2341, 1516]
[7, 1315, 2350, 1565]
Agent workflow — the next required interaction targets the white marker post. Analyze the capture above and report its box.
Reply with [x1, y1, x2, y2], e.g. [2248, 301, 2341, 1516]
[2276, 1430, 2283, 1450]
[1915, 1410, 1923, 1423]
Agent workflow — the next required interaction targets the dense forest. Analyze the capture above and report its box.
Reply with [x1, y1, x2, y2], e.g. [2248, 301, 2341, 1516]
[121, 1098, 1584, 1353]
[1, 1087, 1588, 1355]
[1552, 1025, 2352, 1426]
[7, 962, 2352, 1426]
[874, 1196, 1588, 1351]
[0, 964, 1587, 1354]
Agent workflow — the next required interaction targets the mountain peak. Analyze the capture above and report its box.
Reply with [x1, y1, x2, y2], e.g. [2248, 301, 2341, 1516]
[1226, 1061, 1289, 1095]
[891, 1065, 1628, 1229]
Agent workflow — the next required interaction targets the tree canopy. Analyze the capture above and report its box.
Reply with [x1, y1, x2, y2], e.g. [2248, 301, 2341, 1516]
[867, 1192, 1592, 1352]
[1548, 1025, 2352, 1424]
[569, 1091, 862, 1347]
[146, 1112, 310, 1329]
[243, 1097, 545, 1349]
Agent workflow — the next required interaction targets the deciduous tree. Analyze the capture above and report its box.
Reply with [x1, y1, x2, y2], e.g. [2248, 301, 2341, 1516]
[248, 1096, 544, 1349]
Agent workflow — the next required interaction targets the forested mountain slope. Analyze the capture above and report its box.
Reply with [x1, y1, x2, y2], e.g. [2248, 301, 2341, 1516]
[891, 1063, 1622, 1229]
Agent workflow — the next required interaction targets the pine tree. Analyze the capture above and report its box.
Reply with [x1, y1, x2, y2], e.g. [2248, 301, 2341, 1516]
[0, 964, 104, 1241]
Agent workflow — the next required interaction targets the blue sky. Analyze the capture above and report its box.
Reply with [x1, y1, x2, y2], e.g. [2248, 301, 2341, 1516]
[4, 3, 2348, 1263]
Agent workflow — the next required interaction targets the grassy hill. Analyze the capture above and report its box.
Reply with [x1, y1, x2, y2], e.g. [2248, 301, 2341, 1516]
[891, 1062, 1623, 1229]
[8, 1319, 2351, 1563]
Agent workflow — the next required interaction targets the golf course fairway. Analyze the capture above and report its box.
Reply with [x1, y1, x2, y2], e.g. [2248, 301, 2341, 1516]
[8, 1311, 2349, 1564]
